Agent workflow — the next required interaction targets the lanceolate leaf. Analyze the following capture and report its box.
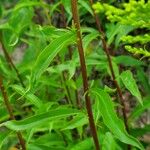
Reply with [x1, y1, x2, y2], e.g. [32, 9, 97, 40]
[102, 132, 121, 150]
[106, 23, 134, 47]
[31, 29, 76, 83]
[14, 2, 43, 11]
[115, 55, 144, 67]
[91, 88, 144, 150]
[79, 0, 93, 15]
[83, 30, 99, 53]
[120, 70, 142, 105]
[0, 108, 79, 131]
[12, 84, 43, 108]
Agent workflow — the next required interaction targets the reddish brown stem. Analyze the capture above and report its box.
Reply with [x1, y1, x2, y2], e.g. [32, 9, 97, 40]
[71, 1, 100, 149]
[0, 77, 26, 150]
[89, 0, 129, 133]
[0, 38, 25, 88]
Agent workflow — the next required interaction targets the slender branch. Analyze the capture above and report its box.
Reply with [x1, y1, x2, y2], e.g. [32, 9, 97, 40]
[60, 3, 80, 108]
[0, 38, 25, 88]
[89, 0, 129, 133]
[0, 77, 26, 150]
[71, 1, 100, 149]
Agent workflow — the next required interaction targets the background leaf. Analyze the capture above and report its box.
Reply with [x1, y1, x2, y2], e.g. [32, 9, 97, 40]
[120, 70, 142, 105]
[31, 29, 76, 83]
[91, 88, 144, 150]
[129, 96, 150, 122]
[0, 108, 80, 131]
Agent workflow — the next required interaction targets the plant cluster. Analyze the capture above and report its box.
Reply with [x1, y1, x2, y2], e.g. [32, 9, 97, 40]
[0, 0, 149, 150]
[93, 0, 150, 58]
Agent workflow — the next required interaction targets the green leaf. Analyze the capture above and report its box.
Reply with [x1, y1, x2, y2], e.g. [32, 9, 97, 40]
[31, 29, 76, 83]
[115, 25, 135, 47]
[137, 67, 150, 94]
[102, 132, 121, 150]
[10, 7, 33, 34]
[33, 133, 64, 145]
[106, 23, 121, 46]
[70, 138, 93, 150]
[0, 57, 13, 79]
[107, 60, 119, 78]
[106, 23, 134, 47]
[130, 124, 150, 137]
[91, 88, 144, 150]
[0, 4, 2, 18]
[81, 27, 98, 33]
[129, 96, 150, 121]
[61, 0, 72, 22]
[0, 108, 79, 131]
[8, 33, 19, 46]
[120, 70, 142, 105]
[2, 29, 18, 52]
[104, 85, 116, 94]
[79, 0, 93, 15]
[14, 2, 43, 11]
[83, 30, 99, 53]
[0, 106, 9, 122]
[2, 7, 33, 49]
[49, 2, 61, 17]
[115, 55, 144, 67]
[0, 130, 12, 149]
[62, 114, 88, 130]
[0, 23, 11, 30]
[11, 85, 43, 108]
[27, 144, 66, 150]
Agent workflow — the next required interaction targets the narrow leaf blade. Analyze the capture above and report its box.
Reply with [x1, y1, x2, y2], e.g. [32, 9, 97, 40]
[0, 108, 79, 131]
[120, 70, 142, 105]
[91, 88, 144, 150]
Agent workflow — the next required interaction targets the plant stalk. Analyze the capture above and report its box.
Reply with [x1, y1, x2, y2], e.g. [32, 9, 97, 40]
[0, 38, 25, 88]
[0, 77, 26, 150]
[71, 1, 100, 149]
[89, 0, 129, 133]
